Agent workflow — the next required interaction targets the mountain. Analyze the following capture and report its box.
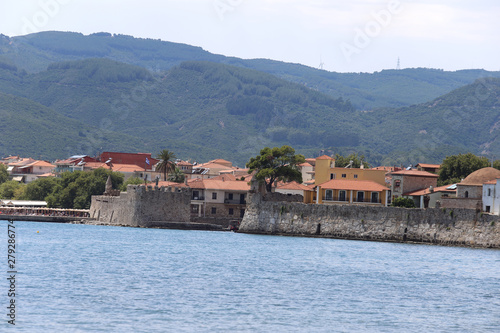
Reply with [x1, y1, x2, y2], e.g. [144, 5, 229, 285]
[2, 31, 500, 110]
[0, 91, 148, 159]
[0, 56, 499, 166]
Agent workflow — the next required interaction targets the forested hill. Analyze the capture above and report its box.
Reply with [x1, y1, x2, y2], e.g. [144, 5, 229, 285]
[1, 31, 500, 110]
[0, 57, 499, 166]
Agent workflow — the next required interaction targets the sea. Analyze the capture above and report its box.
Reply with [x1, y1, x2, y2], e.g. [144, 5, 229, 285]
[2, 221, 499, 332]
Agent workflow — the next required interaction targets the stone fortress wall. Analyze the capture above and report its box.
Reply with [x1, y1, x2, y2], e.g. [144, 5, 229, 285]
[90, 185, 192, 228]
[239, 190, 500, 249]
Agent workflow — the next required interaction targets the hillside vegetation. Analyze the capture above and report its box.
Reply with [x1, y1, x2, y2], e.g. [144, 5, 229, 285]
[2, 31, 500, 110]
[0, 55, 499, 166]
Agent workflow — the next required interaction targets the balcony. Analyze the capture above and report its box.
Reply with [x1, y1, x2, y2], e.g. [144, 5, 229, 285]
[192, 196, 205, 201]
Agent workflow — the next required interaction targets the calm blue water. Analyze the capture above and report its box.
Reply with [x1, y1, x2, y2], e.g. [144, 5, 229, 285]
[1, 221, 499, 332]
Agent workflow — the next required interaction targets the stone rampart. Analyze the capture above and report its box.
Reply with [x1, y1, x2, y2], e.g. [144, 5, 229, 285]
[89, 185, 191, 227]
[239, 192, 500, 248]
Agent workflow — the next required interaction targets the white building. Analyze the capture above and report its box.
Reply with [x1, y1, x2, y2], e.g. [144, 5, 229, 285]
[483, 178, 500, 215]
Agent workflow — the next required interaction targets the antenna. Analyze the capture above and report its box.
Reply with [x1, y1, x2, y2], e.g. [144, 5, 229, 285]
[396, 57, 401, 70]
[319, 56, 324, 70]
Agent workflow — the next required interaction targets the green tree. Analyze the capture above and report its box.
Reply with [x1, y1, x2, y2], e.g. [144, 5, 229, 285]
[391, 197, 416, 208]
[334, 153, 370, 168]
[156, 150, 176, 181]
[0, 164, 9, 184]
[167, 167, 185, 183]
[120, 177, 144, 191]
[21, 177, 61, 201]
[438, 153, 491, 186]
[0, 180, 24, 199]
[246, 145, 305, 192]
[48, 169, 124, 209]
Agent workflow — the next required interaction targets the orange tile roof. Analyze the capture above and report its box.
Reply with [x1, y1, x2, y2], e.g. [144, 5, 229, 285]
[316, 155, 333, 160]
[390, 170, 439, 178]
[151, 177, 250, 191]
[484, 179, 499, 185]
[176, 160, 193, 166]
[28, 160, 55, 168]
[37, 173, 56, 178]
[299, 162, 313, 167]
[319, 179, 389, 192]
[276, 181, 312, 191]
[416, 163, 441, 169]
[405, 185, 456, 196]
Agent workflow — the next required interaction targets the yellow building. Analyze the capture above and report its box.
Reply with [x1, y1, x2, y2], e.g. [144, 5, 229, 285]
[314, 155, 386, 186]
[314, 179, 390, 206]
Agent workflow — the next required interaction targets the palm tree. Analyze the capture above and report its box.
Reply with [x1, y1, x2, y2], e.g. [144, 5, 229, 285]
[156, 150, 176, 181]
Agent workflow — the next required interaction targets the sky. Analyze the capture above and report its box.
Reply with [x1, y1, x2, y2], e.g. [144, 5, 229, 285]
[1, 0, 499, 73]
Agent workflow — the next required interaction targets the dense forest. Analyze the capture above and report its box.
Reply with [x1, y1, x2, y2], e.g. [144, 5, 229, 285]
[2, 31, 500, 110]
[0, 32, 499, 166]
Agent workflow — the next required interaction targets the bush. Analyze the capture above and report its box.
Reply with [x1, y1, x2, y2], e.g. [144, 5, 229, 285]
[391, 197, 416, 208]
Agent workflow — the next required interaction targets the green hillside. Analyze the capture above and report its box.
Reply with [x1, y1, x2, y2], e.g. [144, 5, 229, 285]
[2, 31, 500, 110]
[0, 91, 148, 159]
[0, 56, 499, 166]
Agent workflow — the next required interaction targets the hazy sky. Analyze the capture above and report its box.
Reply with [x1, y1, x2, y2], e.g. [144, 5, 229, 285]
[1, 0, 499, 73]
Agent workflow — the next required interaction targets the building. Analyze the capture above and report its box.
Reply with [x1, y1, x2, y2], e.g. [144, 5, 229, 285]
[189, 174, 250, 221]
[275, 181, 312, 197]
[441, 167, 500, 210]
[415, 163, 441, 174]
[483, 178, 500, 215]
[7, 159, 55, 183]
[313, 179, 389, 206]
[54, 155, 97, 173]
[298, 162, 315, 184]
[99, 152, 158, 171]
[390, 169, 438, 200]
[314, 155, 386, 186]
[404, 184, 456, 208]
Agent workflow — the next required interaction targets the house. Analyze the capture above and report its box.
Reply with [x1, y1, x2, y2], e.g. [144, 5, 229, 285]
[298, 162, 315, 184]
[441, 167, 500, 210]
[54, 155, 97, 173]
[483, 178, 500, 215]
[176, 160, 193, 174]
[415, 163, 440, 174]
[189, 174, 250, 220]
[314, 155, 386, 186]
[8, 159, 55, 183]
[99, 152, 159, 171]
[190, 159, 240, 179]
[404, 184, 456, 208]
[313, 179, 389, 206]
[390, 169, 438, 201]
[275, 181, 312, 197]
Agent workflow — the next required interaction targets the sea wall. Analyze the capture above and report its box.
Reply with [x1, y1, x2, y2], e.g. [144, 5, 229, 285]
[89, 185, 191, 228]
[239, 192, 500, 248]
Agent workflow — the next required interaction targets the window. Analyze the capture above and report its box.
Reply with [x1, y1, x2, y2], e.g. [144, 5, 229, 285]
[228, 193, 233, 200]
[211, 207, 217, 214]
[394, 180, 401, 188]
[229, 208, 234, 215]
[330, 173, 335, 180]
[341, 174, 347, 178]
[354, 174, 358, 179]
[357, 191, 364, 202]
[371, 192, 379, 203]
[325, 189, 333, 201]
[212, 192, 217, 200]
[465, 191, 469, 198]
[339, 190, 346, 201]
[488, 188, 492, 196]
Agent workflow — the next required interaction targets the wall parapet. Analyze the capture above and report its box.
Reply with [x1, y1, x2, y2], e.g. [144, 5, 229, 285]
[239, 192, 500, 248]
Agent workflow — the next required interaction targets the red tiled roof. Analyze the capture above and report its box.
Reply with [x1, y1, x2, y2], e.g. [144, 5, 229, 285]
[318, 179, 389, 192]
[416, 163, 440, 169]
[176, 161, 193, 166]
[390, 170, 439, 178]
[405, 185, 456, 196]
[484, 179, 499, 185]
[299, 162, 313, 167]
[276, 181, 312, 191]
[316, 155, 333, 160]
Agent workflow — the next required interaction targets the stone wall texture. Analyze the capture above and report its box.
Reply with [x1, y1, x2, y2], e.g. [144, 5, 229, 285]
[239, 192, 500, 248]
[90, 185, 191, 228]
